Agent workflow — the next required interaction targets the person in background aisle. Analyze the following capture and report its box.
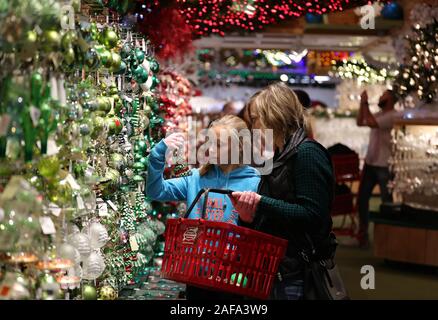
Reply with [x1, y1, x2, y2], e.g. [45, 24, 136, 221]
[146, 115, 260, 300]
[293, 89, 314, 139]
[356, 90, 402, 248]
[221, 101, 239, 116]
[230, 82, 335, 300]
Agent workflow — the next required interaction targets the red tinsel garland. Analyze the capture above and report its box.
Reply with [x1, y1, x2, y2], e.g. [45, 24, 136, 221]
[136, 7, 194, 60]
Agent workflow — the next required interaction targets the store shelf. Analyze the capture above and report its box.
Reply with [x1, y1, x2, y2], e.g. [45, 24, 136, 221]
[372, 204, 438, 267]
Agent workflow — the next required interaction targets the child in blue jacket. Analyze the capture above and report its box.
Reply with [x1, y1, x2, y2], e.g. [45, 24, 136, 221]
[147, 115, 260, 300]
[147, 115, 260, 225]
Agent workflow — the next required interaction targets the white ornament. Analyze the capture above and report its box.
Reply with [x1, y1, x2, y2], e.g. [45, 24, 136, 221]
[83, 222, 109, 249]
[57, 243, 81, 265]
[68, 232, 91, 259]
[82, 251, 106, 280]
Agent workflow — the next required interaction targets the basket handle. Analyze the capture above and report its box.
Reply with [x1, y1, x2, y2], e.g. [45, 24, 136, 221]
[184, 188, 234, 219]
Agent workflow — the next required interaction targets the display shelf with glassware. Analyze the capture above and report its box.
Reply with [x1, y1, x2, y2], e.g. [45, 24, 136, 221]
[372, 118, 438, 267]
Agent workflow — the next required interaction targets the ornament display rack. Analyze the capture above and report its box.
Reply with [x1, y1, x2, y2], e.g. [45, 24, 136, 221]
[0, 0, 187, 300]
[373, 118, 438, 267]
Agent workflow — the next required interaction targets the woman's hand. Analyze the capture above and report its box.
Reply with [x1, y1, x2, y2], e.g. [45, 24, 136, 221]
[230, 191, 261, 223]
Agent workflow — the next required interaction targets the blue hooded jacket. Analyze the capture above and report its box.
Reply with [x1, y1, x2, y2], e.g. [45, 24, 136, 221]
[146, 140, 261, 225]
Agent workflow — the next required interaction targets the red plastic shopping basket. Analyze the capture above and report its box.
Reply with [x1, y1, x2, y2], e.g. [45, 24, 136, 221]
[161, 188, 288, 300]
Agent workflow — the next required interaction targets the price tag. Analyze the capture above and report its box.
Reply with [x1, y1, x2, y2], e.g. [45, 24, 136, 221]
[129, 235, 139, 252]
[29, 106, 41, 127]
[77, 195, 85, 210]
[46, 139, 59, 156]
[65, 174, 81, 190]
[39, 216, 56, 235]
[122, 95, 133, 103]
[48, 203, 61, 217]
[0, 114, 11, 137]
[98, 202, 108, 217]
[107, 200, 118, 212]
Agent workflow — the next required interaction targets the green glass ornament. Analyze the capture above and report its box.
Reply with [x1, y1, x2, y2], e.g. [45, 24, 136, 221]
[22, 30, 37, 53]
[61, 30, 77, 50]
[89, 22, 99, 41]
[111, 52, 122, 73]
[121, 43, 131, 58]
[31, 72, 43, 106]
[110, 153, 125, 170]
[41, 30, 61, 52]
[105, 168, 121, 184]
[143, 104, 152, 115]
[115, 60, 127, 75]
[150, 75, 160, 90]
[149, 59, 160, 73]
[91, 115, 105, 138]
[133, 162, 145, 171]
[83, 284, 97, 300]
[133, 66, 148, 84]
[113, 95, 122, 114]
[139, 157, 148, 168]
[49, 180, 72, 205]
[106, 116, 123, 135]
[134, 153, 142, 161]
[133, 175, 144, 183]
[135, 48, 145, 64]
[85, 48, 100, 71]
[99, 49, 113, 69]
[101, 27, 118, 49]
[97, 96, 112, 113]
[37, 272, 62, 300]
[137, 140, 148, 153]
[38, 156, 60, 179]
[63, 46, 75, 66]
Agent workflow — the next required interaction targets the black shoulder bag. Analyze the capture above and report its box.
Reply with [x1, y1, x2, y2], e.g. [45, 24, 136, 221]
[300, 232, 350, 300]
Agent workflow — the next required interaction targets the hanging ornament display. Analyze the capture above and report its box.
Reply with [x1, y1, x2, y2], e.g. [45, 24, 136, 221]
[0, 0, 189, 301]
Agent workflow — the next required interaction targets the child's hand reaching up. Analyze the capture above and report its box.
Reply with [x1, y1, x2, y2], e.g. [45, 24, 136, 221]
[164, 133, 185, 150]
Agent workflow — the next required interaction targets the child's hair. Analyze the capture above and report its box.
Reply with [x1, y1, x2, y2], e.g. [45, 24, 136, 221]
[199, 115, 249, 176]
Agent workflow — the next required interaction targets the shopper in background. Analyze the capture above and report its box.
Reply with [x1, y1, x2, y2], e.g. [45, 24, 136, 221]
[147, 115, 260, 300]
[356, 89, 401, 248]
[230, 82, 335, 300]
[293, 89, 314, 139]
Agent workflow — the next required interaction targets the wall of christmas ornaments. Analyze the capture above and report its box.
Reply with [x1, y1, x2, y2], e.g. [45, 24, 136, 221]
[0, 0, 193, 300]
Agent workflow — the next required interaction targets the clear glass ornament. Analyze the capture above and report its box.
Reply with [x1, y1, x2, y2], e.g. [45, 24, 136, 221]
[83, 221, 109, 249]
[82, 251, 106, 280]
[68, 232, 91, 259]
[57, 243, 81, 265]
